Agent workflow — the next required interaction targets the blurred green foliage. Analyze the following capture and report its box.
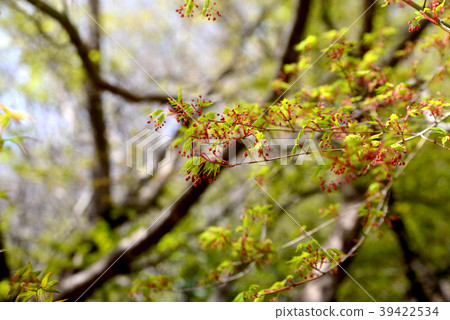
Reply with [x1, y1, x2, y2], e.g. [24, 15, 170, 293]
[0, 0, 449, 302]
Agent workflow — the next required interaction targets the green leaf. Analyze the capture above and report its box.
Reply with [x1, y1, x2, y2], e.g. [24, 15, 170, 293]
[255, 131, 265, 141]
[46, 280, 59, 287]
[354, 70, 370, 77]
[370, 132, 383, 140]
[233, 292, 245, 302]
[45, 294, 55, 302]
[295, 242, 309, 253]
[430, 127, 447, 135]
[205, 111, 216, 119]
[254, 293, 265, 302]
[442, 136, 449, 146]
[295, 35, 319, 52]
[343, 134, 362, 146]
[0, 190, 8, 200]
[149, 109, 164, 117]
[17, 291, 35, 302]
[390, 143, 405, 151]
[41, 272, 51, 287]
[199, 100, 216, 108]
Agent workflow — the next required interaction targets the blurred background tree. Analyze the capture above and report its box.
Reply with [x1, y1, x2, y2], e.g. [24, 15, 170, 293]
[0, 0, 448, 302]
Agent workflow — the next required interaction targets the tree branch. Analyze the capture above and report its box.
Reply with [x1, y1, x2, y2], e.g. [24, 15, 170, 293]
[389, 191, 449, 301]
[391, 215, 431, 301]
[0, 232, 10, 281]
[403, 0, 450, 32]
[382, 20, 429, 68]
[320, 0, 337, 30]
[109, 156, 177, 228]
[24, 0, 170, 103]
[56, 180, 211, 301]
[267, 0, 312, 102]
[83, 0, 113, 223]
[359, 0, 377, 56]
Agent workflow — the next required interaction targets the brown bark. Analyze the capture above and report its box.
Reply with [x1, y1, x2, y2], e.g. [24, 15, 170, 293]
[320, 0, 336, 30]
[83, 0, 112, 223]
[267, 0, 312, 102]
[358, 0, 377, 56]
[391, 217, 431, 301]
[57, 180, 210, 301]
[389, 192, 447, 302]
[0, 233, 10, 281]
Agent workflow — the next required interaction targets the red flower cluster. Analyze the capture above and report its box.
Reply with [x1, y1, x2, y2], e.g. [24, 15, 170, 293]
[175, 1, 222, 21]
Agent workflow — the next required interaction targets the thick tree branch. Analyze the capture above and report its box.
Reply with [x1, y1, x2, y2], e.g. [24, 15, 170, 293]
[0, 232, 10, 281]
[109, 156, 177, 228]
[22, 0, 167, 222]
[389, 192, 448, 301]
[83, 0, 112, 223]
[24, 0, 170, 103]
[359, 0, 377, 56]
[279, 0, 312, 67]
[268, 0, 312, 102]
[391, 216, 431, 301]
[56, 180, 210, 301]
[320, 0, 337, 30]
